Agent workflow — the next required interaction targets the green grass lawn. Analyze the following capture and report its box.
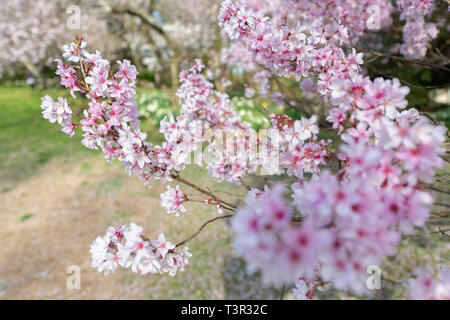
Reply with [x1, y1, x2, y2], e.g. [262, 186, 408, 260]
[0, 85, 92, 190]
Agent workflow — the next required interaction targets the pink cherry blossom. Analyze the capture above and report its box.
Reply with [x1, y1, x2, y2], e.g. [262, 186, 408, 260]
[161, 185, 187, 218]
[115, 59, 138, 81]
[90, 223, 189, 277]
[408, 265, 450, 300]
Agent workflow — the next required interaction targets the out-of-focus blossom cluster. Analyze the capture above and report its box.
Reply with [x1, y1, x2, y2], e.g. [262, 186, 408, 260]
[0, 0, 115, 77]
[408, 266, 450, 300]
[221, 0, 447, 298]
[397, 0, 438, 59]
[232, 184, 329, 284]
[233, 159, 444, 294]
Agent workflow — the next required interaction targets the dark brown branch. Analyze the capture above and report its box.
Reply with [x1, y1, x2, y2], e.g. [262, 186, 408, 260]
[172, 174, 237, 210]
[366, 65, 450, 90]
[273, 77, 313, 116]
[99, 0, 174, 48]
[113, 8, 164, 35]
[382, 274, 400, 285]
[405, 228, 450, 238]
[175, 214, 233, 248]
[280, 284, 286, 300]
[361, 49, 450, 72]
[426, 186, 450, 194]
[434, 202, 450, 208]
[187, 199, 235, 212]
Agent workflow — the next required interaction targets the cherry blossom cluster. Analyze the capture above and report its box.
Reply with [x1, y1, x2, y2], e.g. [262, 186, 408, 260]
[45, 38, 325, 205]
[326, 76, 422, 146]
[90, 223, 191, 276]
[41, 96, 75, 137]
[219, 0, 365, 100]
[269, 114, 331, 178]
[281, 0, 394, 43]
[43, 38, 184, 189]
[407, 266, 450, 300]
[160, 59, 258, 183]
[48, 39, 327, 191]
[232, 184, 309, 284]
[326, 77, 446, 190]
[397, 0, 438, 59]
[160, 185, 187, 218]
[54, 59, 82, 99]
[293, 172, 413, 292]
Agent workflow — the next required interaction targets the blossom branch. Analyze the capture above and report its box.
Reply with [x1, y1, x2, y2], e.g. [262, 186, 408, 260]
[171, 174, 237, 210]
[361, 49, 450, 72]
[174, 214, 233, 248]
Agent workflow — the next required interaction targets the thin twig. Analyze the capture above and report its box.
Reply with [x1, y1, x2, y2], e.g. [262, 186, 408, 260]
[280, 284, 286, 300]
[362, 49, 450, 72]
[382, 274, 400, 285]
[426, 186, 450, 194]
[405, 228, 450, 238]
[175, 214, 233, 248]
[187, 199, 235, 212]
[239, 177, 251, 191]
[434, 202, 450, 208]
[172, 174, 237, 210]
